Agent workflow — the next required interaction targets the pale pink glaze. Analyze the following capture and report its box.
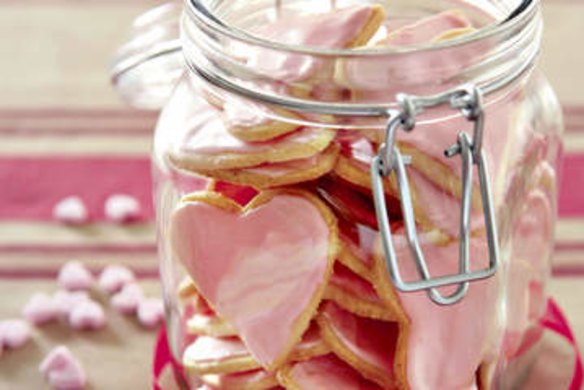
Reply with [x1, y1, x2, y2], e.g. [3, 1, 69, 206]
[320, 302, 398, 384]
[409, 169, 484, 236]
[223, 98, 279, 129]
[178, 103, 326, 158]
[338, 11, 487, 96]
[504, 189, 552, 356]
[185, 336, 251, 365]
[247, 5, 377, 81]
[287, 354, 382, 389]
[317, 177, 380, 229]
[171, 194, 331, 367]
[242, 153, 323, 177]
[203, 368, 275, 388]
[388, 232, 500, 389]
[340, 223, 378, 270]
[379, 11, 471, 46]
[330, 263, 381, 303]
[39, 346, 87, 390]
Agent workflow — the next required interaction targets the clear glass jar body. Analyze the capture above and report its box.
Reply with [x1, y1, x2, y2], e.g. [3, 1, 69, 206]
[153, 1, 563, 388]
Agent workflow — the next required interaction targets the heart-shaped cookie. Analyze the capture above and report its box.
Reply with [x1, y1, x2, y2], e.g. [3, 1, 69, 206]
[201, 368, 278, 390]
[170, 190, 338, 370]
[278, 354, 382, 390]
[324, 263, 396, 322]
[317, 302, 402, 389]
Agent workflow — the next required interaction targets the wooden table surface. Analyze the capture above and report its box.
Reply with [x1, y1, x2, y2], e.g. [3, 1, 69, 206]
[0, 1, 582, 389]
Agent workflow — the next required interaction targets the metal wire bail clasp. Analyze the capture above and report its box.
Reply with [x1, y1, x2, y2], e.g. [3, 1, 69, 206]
[370, 84, 499, 306]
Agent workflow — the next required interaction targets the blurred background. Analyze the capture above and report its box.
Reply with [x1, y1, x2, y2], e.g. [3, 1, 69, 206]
[0, 0, 582, 388]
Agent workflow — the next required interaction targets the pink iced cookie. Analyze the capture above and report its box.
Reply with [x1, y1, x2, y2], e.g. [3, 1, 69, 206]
[246, 4, 385, 81]
[40, 346, 87, 390]
[57, 261, 94, 291]
[374, 232, 497, 390]
[53, 196, 89, 224]
[52, 291, 90, 318]
[170, 191, 337, 369]
[279, 354, 382, 390]
[317, 302, 400, 388]
[104, 194, 142, 223]
[111, 283, 144, 315]
[68, 300, 106, 331]
[137, 298, 164, 329]
[22, 292, 60, 325]
[0, 319, 31, 349]
[98, 265, 136, 294]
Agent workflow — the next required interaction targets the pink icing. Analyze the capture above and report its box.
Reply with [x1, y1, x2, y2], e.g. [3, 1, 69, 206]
[409, 169, 484, 236]
[317, 176, 381, 229]
[338, 11, 488, 97]
[329, 263, 382, 304]
[246, 5, 378, 81]
[57, 261, 94, 291]
[184, 336, 251, 365]
[320, 302, 398, 386]
[504, 189, 553, 356]
[203, 369, 275, 388]
[379, 11, 471, 46]
[223, 97, 284, 130]
[387, 232, 500, 389]
[339, 222, 378, 270]
[287, 354, 382, 389]
[178, 102, 325, 158]
[171, 194, 331, 367]
[242, 153, 323, 177]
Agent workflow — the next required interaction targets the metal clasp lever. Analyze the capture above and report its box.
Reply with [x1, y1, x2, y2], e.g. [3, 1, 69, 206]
[370, 85, 499, 306]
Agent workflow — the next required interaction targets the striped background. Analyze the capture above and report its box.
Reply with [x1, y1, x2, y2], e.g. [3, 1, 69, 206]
[0, 1, 582, 389]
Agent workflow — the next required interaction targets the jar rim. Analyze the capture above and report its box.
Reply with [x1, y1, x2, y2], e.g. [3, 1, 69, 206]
[185, 0, 537, 57]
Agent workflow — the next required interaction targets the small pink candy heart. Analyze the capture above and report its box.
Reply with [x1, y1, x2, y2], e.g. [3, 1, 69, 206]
[22, 292, 60, 325]
[68, 300, 106, 331]
[0, 319, 31, 349]
[111, 283, 143, 315]
[52, 291, 90, 318]
[170, 191, 336, 369]
[137, 298, 164, 329]
[53, 196, 89, 225]
[98, 265, 136, 294]
[39, 346, 87, 390]
[104, 194, 142, 223]
[57, 261, 94, 291]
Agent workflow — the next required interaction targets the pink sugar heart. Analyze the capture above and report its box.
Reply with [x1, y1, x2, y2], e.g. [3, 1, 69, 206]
[58, 261, 94, 291]
[111, 283, 143, 315]
[0, 319, 31, 349]
[137, 298, 164, 329]
[53, 196, 89, 225]
[98, 265, 136, 294]
[40, 346, 86, 390]
[68, 300, 106, 331]
[23, 292, 60, 325]
[104, 194, 142, 223]
[170, 191, 336, 369]
[53, 291, 90, 318]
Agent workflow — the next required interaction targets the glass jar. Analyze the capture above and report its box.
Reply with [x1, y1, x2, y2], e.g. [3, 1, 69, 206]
[117, 0, 563, 388]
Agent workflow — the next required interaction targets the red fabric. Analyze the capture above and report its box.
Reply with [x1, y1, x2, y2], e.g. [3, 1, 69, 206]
[0, 157, 153, 221]
[559, 154, 584, 218]
[541, 300, 584, 390]
[151, 299, 583, 389]
[152, 327, 185, 390]
[0, 152, 582, 221]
